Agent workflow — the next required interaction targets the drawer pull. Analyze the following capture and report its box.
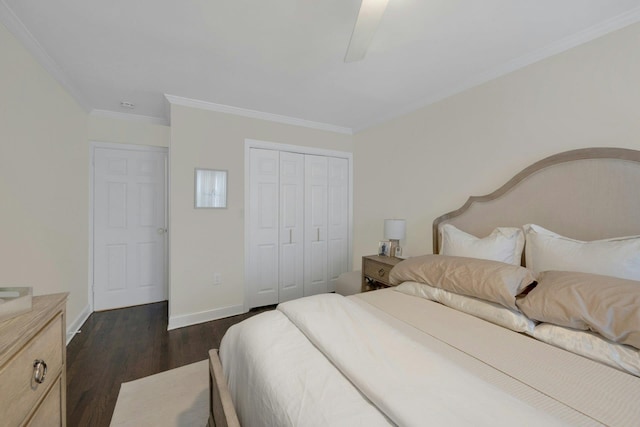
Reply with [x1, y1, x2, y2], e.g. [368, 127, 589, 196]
[33, 359, 47, 384]
[378, 268, 386, 277]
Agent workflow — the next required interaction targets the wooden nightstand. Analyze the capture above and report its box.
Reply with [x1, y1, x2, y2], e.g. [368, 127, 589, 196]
[361, 255, 403, 292]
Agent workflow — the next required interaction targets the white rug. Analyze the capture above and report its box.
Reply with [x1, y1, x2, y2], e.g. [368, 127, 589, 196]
[110, 360, 209, 427]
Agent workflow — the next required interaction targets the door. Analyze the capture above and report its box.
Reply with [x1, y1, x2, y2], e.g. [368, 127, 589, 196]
[93, 146, 167, 311]
[247, 148, 280, 307]
[245, 142, 352, 309]
[279, 152, 304, 302]
[304, 155, 328, 296]
[327, 157, 349, 292]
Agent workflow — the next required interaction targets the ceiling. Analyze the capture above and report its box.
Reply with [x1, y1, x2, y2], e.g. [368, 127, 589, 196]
[2, 0, 640, 133]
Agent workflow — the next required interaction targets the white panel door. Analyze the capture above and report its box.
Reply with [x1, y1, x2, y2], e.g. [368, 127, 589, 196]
[93, 147, 167, 311]
[248, 149, 280, 308]
[327, 157, 349, 292]
[279, 152, 304, 302]
[304, 155, 328, 296]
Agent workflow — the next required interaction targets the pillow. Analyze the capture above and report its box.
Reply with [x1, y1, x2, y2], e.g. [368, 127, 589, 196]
[533, 323, 640, 377]
[394, 281, 442, 302]
[523, 224, 640, 280]
[517, 271, 640, 349]
[439, 224, 524, 265]
[395, 282, 535, 333]
[389, 255, 536, 310]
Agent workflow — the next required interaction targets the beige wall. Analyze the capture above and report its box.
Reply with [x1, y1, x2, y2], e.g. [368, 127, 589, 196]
[169, 105, 352, 325]
[0, 23, 88, 330]
[353, 23, 640, 262]
[5, 12, 640, 332]
[88, 114, 170, 148]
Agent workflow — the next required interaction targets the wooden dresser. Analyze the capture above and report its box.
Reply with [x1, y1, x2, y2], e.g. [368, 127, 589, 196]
[0, 293, 68, 427]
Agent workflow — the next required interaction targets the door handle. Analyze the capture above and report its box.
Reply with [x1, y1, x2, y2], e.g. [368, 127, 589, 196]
[317, 228, 320, 242]
[289, 229, 292, 244]
[157, 228, 167, 235]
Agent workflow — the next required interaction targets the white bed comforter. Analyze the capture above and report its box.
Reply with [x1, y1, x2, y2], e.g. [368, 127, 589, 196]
[221, 293, 569, 427]
[220, 307, 392, 427]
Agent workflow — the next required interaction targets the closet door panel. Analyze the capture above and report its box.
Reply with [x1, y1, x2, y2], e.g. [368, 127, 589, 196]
[327, 157, 349, 292]
[279, 152, 304, 302]
[304, 155, 328, 296]
[248, 149, 280, 308]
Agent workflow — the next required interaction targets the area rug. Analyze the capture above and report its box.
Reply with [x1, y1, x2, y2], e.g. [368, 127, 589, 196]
[110, 360, 209, 426]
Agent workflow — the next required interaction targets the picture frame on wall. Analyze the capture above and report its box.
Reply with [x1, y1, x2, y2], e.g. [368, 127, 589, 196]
[378, 240, 391, 256]
[194, 168, 228, 208]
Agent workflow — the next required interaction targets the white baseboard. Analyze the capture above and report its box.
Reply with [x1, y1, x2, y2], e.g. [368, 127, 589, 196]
[168, 304, 245, 331]
[66, 304, 92, 345]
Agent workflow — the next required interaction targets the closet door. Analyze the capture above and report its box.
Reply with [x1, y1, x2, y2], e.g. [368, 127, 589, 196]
[304, 155, 328, 296]
[278, 152, 304, 302]
[327, 157, 349, 292]
[247, 149, 280, 308]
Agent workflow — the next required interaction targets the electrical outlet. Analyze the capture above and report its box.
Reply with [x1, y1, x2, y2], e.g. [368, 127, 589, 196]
[213, 273, 222, 285]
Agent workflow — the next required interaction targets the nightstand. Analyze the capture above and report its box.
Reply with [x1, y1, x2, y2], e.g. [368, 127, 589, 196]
[361, 255, 403, 292]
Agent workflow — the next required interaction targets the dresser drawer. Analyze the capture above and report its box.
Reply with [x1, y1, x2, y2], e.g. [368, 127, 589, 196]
[363, 259, 394, 285]
[26, 375, 62, 427]
[0, 314, 64, 426]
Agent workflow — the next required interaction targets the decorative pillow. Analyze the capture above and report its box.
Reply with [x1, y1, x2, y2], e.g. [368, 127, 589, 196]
[395, 282, 535, 333]
[523, 224, 640, 280]
[439, 224, 525, 265]
[389, 255, 536, 310]
[533, 323, 640, 377]
[517, 271, 640, 349]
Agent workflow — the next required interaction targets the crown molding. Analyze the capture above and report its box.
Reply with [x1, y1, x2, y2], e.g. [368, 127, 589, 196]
[90, 109, 169, 126]
[165, 94, 353, 135]
[0, 0, 91, 112]
[352, 6, 640, 133]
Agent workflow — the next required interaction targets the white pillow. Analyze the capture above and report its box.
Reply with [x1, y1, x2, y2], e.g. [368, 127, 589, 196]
[395, 281, 535, 334]
[439, 224, 524, 265]
[523, 224, 640, 280]
[533, 323, 640, 377]
[394, 281, 441, 302]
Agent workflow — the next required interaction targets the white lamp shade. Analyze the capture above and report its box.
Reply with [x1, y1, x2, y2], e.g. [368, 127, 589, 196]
[384, 219, 406, 240]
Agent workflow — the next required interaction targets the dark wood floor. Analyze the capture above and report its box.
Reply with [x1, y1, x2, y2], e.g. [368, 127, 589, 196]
[66, 301, 272, 426]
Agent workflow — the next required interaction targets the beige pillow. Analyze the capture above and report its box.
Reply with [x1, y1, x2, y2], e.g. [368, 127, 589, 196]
[440, 224, 525, 265]
[389, 255, 535, 310]
[517, 271, 640, 350]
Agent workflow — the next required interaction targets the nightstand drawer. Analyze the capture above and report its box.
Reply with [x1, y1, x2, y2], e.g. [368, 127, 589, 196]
[363, 259, 394, 285]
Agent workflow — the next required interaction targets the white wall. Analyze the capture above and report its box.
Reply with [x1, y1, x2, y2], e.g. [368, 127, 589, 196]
[0, 22, 89, 332]
[5, 12, 640, 333]
[88, 114, 170, 148]
[168, 104, 352, 327]
[353, 23, 640, 262]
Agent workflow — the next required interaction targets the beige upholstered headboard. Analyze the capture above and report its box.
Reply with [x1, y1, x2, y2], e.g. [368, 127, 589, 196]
[433, 147, 640, 254]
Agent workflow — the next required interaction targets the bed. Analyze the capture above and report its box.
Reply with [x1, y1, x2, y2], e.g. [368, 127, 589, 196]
[209, 147, 640, 427]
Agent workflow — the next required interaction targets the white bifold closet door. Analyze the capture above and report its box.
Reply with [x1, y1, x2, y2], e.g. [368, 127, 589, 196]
[304, 155, 329, 296]
[247, 149, 280, 308]
[279, 152, 305, 302]
[304, 155, 349, 295]
[326, 156, 349, 293]
[247, 148, 349, 308]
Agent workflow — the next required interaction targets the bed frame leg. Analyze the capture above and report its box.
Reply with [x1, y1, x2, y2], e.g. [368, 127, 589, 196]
[209, 349, 241, 427]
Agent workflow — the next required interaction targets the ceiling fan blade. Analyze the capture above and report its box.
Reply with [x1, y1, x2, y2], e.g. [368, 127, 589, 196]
[344, 0, 389, 63]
